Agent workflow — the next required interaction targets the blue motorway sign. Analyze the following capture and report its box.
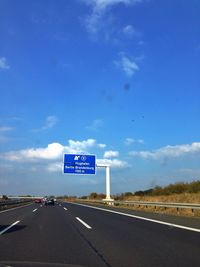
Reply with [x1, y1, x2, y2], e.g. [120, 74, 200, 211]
[63, 154, 96, 175]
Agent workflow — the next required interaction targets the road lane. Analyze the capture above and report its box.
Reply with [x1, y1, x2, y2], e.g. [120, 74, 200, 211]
[0, 203, 36, 230]
[0, 204, 109, 267]
[63, 201, 200, 267]
[66, 202, 200, 232]
[65, 201, 200, 229]
[1, 201, 200, 267]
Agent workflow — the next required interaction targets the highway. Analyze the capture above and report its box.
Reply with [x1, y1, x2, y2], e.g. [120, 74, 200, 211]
[0, 202, 200, 267]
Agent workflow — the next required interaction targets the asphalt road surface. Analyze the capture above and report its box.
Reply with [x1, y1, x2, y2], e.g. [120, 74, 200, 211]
[0, 201, 200, 267]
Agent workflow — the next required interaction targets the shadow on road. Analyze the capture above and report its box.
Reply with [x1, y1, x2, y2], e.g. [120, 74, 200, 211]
[0, 225, 26, 235]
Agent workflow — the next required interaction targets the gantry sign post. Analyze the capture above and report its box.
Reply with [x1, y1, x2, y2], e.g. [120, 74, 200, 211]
[63, 154, 114, 203]
[96, 163, 114, 202]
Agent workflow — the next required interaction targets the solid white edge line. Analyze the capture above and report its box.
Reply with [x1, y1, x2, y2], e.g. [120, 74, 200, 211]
[63, 207, 67, 210]
[68, 202, 200, 233]
[0, 203, 33, 214]
[32, 208, 37, 212]
[0, 220, 20, 235]
[76, 217, 92, 229]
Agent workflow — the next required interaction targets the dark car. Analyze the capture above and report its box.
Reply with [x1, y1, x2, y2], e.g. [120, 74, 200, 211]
[45, 199, 55, 205]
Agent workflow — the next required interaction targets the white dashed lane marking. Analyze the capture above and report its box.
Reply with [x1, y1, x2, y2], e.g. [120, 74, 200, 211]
[76, 217, 92, 229]
[0, 221, 21, 235]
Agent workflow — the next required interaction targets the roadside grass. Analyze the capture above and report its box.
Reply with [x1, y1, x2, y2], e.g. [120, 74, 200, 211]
[121, 193, 200, 217]
[114, 203, 200, 218]
[0, 201, 32, 212]
[124, 192, 200, 203]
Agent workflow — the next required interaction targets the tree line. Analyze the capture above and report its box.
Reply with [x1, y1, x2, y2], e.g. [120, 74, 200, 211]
[79, 180, 200, 200]
[133, 180, 200, 196]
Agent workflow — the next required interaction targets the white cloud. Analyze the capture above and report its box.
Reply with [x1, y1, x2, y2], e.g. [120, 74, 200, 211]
[115, 55, 139, 76]
[43, 116, 57, 129]
[129, 142, 200, 160]
[82, 0, 142, 13]
[47, 162, 63, 172]
[0, 126, 13, 132]
[124, 138, 144, 146]
[86, 119, 103, 131]
[104, 150, 119, 158]
[67, 139, 97, 154]
[33, 115, 58, 132]
[82, 0, 142, 35]
[97, 158, 128, 168]
[1, 139, 105, 162]
[122, 25, 136, 36]
[0, 57, 10, 70]
[98, 143, 107, 149]
[3, 143, 64, 162]
[47, 158, 128, 172]
[0, 117, 23, 122]
[125, 138, 134, 145]
[1, 137, 128, 172]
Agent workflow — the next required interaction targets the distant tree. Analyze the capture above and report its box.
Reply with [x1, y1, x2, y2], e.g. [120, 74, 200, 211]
[151, 186, 163, 195]
[124, 192, 133, 197]
[134, 191, 145, 196]
[97, 193, 106, 199]
[114, 193, 123, 200]
[80, 196, 88, 199]
[188, 181, 200, 193]
[143, 189, 153, 195]
[2, 195, 8, 200]
[89, 192, 98, 199]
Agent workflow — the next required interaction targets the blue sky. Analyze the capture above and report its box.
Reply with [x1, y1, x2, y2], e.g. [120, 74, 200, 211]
[0, 0, 200, 196]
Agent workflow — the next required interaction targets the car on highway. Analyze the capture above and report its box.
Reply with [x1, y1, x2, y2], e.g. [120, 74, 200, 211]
[44, 198, 55, 206]
[34, 199, 42, 204]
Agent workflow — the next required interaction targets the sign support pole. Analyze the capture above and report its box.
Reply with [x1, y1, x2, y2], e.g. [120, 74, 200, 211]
[96, 163, 114, 204]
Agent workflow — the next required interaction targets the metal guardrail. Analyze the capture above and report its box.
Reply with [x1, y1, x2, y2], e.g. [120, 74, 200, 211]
[0, 199, 31, 210]
[76, 199, 200, 212]
[0, 196, 43, 199]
